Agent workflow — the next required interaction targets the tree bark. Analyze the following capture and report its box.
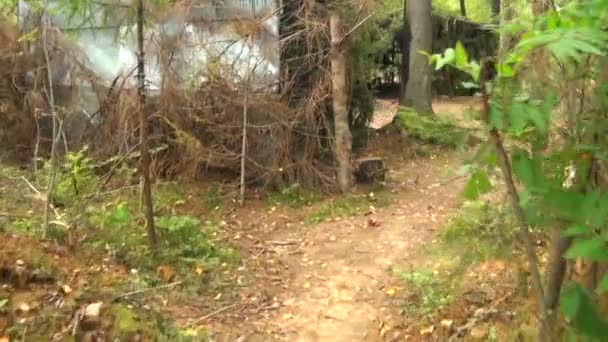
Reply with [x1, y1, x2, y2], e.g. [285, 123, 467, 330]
[329, 11, 353, 192]
[404, 0, 433, 114]
[137, 0, 157, 250]
[491, 0, 500, 23]
[399, 0, 411, 103]
[459, 0, 466, 17]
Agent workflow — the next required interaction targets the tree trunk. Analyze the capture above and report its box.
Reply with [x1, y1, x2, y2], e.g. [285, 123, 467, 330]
[459, 0, 466, 17]
[137, 0, 157, 251]
[491, 0, 500, 23]
[404, 0, 433, 114]
[498, 0, 514, 60]
[399, 0, 411, 103]
[329, 12, 353, 192]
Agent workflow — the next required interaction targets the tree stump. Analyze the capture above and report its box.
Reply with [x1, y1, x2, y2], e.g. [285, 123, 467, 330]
[353, 157, 386, 183]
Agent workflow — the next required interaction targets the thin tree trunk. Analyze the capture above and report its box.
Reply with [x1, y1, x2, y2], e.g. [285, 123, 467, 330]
[498, 0, 514, 60]
[404, 0, 433, 114]
[137, 0, 157, 250]
[329, 11, 353, 192]
[399, 0, 410, 104]
[240, 78, 249, 205]
[544, 228, 572, 330]
[459, 0, 466, 17]
[491, 0, 500, 24]
[41, 7, 57, 239]
[480, 63, 552, 342]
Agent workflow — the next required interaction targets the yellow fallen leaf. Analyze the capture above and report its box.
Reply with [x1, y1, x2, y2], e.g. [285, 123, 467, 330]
[62, 284, 73, 294]
[303, 282, 311, 289]
[385, 288, 396, 296]
[18, 303, 30, 313]
[420, 325, 435, 335]
[0, 336, 9, 342]
[441, 319, 453, 328]
[195, 266, 204, 275]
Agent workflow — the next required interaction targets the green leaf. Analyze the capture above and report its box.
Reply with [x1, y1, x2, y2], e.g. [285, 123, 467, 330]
[560, 282, 608, 339]
[565, 239, 608, 262]
[460, 81, 479, 89]
[563, 224, 592, 237]
[488, 103, 504, 130]
[508, 102, 529, 135]
[561, 282, 581, 321]
[598, 275, 608, 294]
[463, 170, 492, 200]
[512, 150, 535, 188]
[454, 41, 468, 68]
[497, 63, 515, 78]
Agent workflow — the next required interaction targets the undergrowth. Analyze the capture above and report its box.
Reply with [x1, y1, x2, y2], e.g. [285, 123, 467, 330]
[392, 201, 516, 316]
[306, 190, 392, 224]
[394, 267, 454, 315]
[395, 107, 473, 147]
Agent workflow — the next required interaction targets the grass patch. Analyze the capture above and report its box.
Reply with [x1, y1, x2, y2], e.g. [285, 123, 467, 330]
[440, 201, 515, 262]
[395, 107, 473, 147]
[393, 267, 454, 315]
[305, 190, 392, 224]
[267, 183, 323, 209]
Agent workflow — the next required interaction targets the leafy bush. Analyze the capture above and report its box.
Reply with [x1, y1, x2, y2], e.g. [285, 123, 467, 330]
[268, 183, 322, 209]
[441, 201, 516, 261]
[395, 107, 472, 147]
[395, 268, 454, 314]
[89, 203, 238, 273]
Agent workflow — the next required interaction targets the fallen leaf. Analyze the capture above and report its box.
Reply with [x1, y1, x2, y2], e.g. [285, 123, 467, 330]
[303, 282, 311, 289]
[85, 302, 103, 318]
[0, 336, 9, 342]
[385, 288, 396, 296]
[195, 266, 204, 275]
[156, 265, 175, 282]
[15, 260, 24, 266]
[283, 298, 296, 306]
[441, 319, 453, 328]
[282, 313, 293, 320]
[214, 293, 222, 300]
[367, 218, 380, 227]
[61, 284, 73, 295]
[17, 303, 30, 313]
[419, 325, 435, 335]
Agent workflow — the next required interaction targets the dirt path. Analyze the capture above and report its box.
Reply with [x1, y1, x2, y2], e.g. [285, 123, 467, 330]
[243, 151, 467, 341]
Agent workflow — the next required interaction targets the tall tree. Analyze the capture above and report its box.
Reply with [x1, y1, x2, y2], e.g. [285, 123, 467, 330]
[137, 0, 157, 250]
[329, 10, 353, 192]
[459, 0, 466, 17]
[404, 0, 433, 114]
[399, 1, 411, 104]
[491, 0, 500, 21]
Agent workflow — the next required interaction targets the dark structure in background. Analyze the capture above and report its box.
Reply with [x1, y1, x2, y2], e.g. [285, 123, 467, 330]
[377, 14, 498, 97]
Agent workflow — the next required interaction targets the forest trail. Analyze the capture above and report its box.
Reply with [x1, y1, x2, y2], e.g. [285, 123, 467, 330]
[253, 151, 466, 341]
[188, 88, 490, 341]
[218, 98, 478, 341]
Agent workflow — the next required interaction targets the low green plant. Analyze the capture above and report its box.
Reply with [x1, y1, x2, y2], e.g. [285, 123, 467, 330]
[395, 268, 454, 314]
[440, 201, 516, 262]
[268, 183, 322, 209]
[306, 191, 390, 224]
[88, 202, 238, 275]
[395, 107, 473, 147]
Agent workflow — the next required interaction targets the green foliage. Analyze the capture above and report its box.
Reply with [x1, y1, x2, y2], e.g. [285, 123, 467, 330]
[395, 268, 454, 314]
[395, 107, 472, 147]
[268, 183, 322, 209]
[90, 202, 238, 272]
[431, 0, 608, 338]
[306, 191, 390, 224]
[441, 201, 516, 261]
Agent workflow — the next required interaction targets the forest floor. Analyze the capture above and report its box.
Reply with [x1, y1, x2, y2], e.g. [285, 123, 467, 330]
[0, 96, 537, 341]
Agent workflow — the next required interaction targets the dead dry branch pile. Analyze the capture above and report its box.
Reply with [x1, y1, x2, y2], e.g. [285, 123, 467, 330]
[1, 1, 340, 190]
